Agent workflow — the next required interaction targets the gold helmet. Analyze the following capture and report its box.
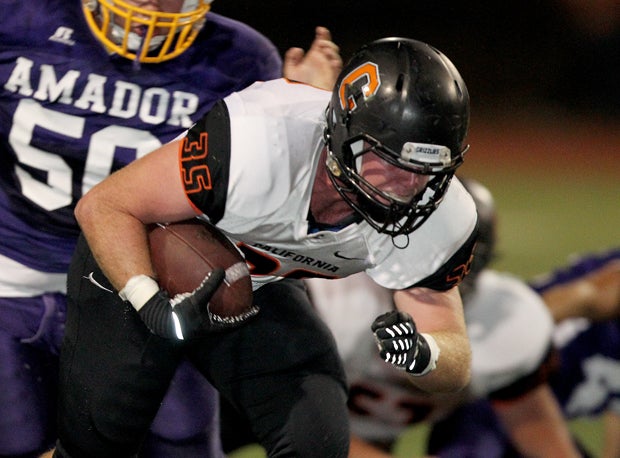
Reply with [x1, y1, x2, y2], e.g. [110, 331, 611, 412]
[82, 0, 212, 63]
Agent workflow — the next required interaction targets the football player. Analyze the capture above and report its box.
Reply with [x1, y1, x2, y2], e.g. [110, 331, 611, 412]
[529, 248, 620, 458]
[0, 0, 341, 456]
[308, 180, 619, 458]
[55, 38, 477, 457]
[426, 247, 620, 458]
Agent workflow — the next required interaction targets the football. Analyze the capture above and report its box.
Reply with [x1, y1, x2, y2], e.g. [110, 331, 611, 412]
[147, 219, 256, 324]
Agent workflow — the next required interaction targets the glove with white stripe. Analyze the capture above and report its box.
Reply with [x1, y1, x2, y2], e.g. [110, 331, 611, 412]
[371, 310, 440, 376]
[120, 269, 227, 340]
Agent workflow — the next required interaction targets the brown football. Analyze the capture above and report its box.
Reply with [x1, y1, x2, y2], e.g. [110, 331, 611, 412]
[147, 219, 255, 323]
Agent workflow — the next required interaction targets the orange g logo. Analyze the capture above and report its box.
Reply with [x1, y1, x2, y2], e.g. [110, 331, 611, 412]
[338, 62, 381, 111]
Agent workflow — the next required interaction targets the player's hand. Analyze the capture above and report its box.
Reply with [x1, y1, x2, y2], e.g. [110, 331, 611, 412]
[371, 310, 438, 376]
[283, 26, 342, 90]
[542, 257, 620, 322]
[139, 268, 226, 339]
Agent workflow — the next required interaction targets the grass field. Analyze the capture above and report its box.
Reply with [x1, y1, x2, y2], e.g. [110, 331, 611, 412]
[230, 108, 619, 458]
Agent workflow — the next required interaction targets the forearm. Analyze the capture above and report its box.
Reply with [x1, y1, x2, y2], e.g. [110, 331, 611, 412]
[542, 258, 620, 322]
[76, 191, 155, 292]
[543, 281, 592, 322]
[410, 330, 471, 393]
[75, 142, 193, 292]
[494, 384, 580, 458]
[393, 287, 471, 392]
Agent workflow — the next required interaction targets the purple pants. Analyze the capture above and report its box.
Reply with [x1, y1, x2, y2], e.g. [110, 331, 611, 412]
[0, 294, 223, 457]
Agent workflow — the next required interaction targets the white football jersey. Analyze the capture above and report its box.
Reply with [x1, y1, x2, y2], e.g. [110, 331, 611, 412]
[307, 269, 554, 443]
[465, 270, 554, 397]
[187, 79, 477, 291]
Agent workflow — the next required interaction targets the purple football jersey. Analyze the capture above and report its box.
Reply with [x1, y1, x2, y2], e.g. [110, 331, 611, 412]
[0, 0, 282, 272]
[551, 319, 620, 418]
[531, 248, 620, 417]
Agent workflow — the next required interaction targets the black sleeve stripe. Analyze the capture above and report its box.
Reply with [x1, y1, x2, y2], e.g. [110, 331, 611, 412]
[412, 221, 479, 291]
[181, 100, 231, 224]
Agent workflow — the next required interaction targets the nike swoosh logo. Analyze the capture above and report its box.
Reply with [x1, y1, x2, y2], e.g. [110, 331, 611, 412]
[333, 251, 366, 261]
[83, 272, 113, 293]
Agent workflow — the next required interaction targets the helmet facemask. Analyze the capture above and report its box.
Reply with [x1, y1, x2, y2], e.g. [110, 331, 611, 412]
[82, 0, 211, 63]
[325, 128, 467, 237]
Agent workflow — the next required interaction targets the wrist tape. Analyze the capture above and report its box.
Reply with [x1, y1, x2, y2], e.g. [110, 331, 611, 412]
[119, 274, 160, 311]
[409, 333, 441, 376]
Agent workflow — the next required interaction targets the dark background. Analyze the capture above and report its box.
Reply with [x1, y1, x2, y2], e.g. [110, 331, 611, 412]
[213, 0, 619, 118]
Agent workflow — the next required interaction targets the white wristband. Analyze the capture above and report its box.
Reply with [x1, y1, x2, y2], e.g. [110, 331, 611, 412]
[417, 333, 441, 376]
[118, 275, 160, 311]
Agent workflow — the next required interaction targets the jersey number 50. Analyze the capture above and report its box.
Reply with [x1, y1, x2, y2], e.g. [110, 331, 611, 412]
[9, 99, 161, 211]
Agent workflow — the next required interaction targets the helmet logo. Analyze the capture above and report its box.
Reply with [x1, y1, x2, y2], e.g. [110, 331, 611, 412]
[338, 62, 381, 111]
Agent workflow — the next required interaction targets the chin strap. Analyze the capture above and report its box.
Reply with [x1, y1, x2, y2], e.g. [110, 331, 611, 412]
[132, 26, 147, 71]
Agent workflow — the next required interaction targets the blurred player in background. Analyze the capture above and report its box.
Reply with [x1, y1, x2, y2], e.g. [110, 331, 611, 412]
[0, 0, 341, 456]
[527, 248, 620, 458]
[306, 177, 586, 458]
[425, 247, 620, 458]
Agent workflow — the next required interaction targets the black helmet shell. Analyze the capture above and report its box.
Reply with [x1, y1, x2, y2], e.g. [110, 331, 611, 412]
[325, 38, 471, 237]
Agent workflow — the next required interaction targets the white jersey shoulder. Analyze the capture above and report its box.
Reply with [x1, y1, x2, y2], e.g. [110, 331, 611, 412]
[222, 79, 330, 220]
[466, 269, 554, 397]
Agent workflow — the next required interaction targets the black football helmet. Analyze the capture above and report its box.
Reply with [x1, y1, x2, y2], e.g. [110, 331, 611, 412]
[324, 38, 470, 237]
[458, 177, 497, 299]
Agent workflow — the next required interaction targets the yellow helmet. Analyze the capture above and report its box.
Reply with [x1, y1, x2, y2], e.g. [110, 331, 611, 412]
[82, 0, 212, 63]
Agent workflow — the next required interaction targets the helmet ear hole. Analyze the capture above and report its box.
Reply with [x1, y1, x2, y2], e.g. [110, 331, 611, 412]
[325, 37, 470, 237]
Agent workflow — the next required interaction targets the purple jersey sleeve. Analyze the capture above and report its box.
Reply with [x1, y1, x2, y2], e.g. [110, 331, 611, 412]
[529, 247, 620, 294]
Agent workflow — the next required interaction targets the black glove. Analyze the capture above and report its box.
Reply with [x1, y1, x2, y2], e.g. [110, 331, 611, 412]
[139, 268, 227, 340]
[371, 310, 437, 376]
